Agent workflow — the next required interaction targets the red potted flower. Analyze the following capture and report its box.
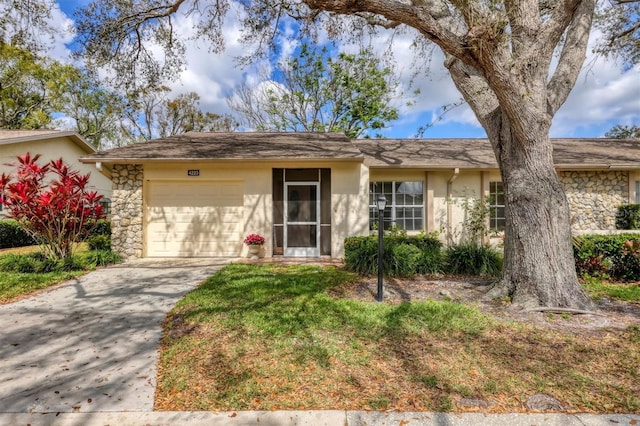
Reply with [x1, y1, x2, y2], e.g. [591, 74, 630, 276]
[244, 233, 265, 259]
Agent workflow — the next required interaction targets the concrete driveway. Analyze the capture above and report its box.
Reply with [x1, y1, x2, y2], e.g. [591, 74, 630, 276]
[0, 258, 229, 413]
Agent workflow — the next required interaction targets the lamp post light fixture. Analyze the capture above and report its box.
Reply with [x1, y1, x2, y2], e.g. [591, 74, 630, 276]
[376, 194, 387, 302]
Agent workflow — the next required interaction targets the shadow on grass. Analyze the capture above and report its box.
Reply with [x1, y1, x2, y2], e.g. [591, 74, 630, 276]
[160, 264, 640, 412]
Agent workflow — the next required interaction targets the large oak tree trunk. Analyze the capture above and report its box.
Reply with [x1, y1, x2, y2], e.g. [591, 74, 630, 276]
[445, 43, 594, 310]
[489, 130, 593, 309]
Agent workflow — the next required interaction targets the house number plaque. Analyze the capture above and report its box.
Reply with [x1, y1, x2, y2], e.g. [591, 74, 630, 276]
[187, 169, 200, 176]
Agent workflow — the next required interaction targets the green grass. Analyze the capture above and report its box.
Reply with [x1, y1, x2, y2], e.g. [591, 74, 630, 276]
[0, 249, 122, 303]
[581, 276, 640, 302]
[173, 263, 489, 339]
[156, 264, 640, 413]
[0, 270, 86, 303]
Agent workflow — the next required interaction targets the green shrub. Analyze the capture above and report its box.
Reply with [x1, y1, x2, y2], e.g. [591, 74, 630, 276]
[344, 234, 444, 276]
[0, 250, 121, 274]
[15, 256, 39, 273]
[87, 234, 111, 251]
[89, 219, 112, 236]
[0, 220, 35, 249]
[445, 243, 502, 276]
[415, 248, 444, 274]
[616, 204, 640, 230]
[344, 236, 379, 275]
[574, 233, 640, 281]
[0, 254, 20, 271]
[84, 250, 122, 267]
[59, 256, 85, 271]
[388, 244, 422, 277]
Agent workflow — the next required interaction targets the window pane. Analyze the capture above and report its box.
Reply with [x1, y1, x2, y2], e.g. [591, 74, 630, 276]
[369, 181, 423, 232]
[287, 224, 317, 247]
[489, 181, 505, 231]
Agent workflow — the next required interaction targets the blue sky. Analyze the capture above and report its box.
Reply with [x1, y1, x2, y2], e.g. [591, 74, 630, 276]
[53, 0, 640, 139]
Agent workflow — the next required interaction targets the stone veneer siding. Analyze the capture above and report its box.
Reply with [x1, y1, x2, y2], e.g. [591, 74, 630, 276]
[560, 170, 628, 231]
[111, 164, 144, 258]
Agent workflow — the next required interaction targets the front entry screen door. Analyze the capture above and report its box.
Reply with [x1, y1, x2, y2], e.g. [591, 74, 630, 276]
[285, 183, 320, 257]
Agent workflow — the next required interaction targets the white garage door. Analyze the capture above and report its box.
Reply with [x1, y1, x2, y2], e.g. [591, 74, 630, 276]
[145, 180, 244, 257]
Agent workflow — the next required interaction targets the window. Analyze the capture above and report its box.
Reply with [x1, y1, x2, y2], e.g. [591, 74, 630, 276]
[636, 181, 640, 204]
[489, 181, 505, 231]
[369, 181, 424, 231]
[99, 198, 111, 216]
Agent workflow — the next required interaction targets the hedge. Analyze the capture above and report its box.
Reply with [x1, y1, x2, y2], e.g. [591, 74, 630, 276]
[85, 219, 112, 251]
[344, 234, 444, 276]
[0, 220, 35, 249]
[616, 204, 640, 230]
[573, 233, 640, 281]
[346, 233, 640, 281]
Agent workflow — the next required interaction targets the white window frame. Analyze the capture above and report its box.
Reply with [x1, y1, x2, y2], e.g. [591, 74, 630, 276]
[369, 181, 424, 231]
[489, 181, 505, 231]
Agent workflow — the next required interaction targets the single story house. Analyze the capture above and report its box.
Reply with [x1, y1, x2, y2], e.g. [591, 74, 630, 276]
[79, 132, 640, 259]
[0, 130, 112, 216]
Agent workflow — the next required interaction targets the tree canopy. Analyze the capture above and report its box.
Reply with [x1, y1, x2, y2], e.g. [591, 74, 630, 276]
[605, 124, 640, 138]
[229, 44, 400, 138]
[594, 0, 640, 64]
[0, 43, 73, 129]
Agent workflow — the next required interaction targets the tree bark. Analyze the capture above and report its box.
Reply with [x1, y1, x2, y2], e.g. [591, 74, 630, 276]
[489, 121, 593, 309]
[444, 51, 593, 309]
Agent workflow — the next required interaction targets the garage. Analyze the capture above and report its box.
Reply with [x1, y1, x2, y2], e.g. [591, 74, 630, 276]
[145, 180, 244, 257]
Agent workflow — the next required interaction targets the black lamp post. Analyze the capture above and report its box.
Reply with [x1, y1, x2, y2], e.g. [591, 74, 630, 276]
[376, 194, 387, 302]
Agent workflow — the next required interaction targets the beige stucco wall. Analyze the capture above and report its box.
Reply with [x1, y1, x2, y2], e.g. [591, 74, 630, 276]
[110, 161, 638, 259]
[368, 168, 500, 245]
[137, 161, 368, 258]
[0, 137, 111, 198]
[370, 167, 638, 244]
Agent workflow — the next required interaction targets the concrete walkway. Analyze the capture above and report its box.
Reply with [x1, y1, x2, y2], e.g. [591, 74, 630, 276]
[0, 410, 638, 425]
[0, 258, 228, 414]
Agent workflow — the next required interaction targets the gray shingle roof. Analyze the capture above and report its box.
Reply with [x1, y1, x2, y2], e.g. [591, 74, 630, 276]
[80, 132, 640, 169]
[80, 132, 363, 162]
[354, 138, 640, 169]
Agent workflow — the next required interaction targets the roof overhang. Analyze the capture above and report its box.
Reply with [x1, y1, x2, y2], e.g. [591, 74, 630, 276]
[80, 156, 364, 164]
[0, 131, 97, 155]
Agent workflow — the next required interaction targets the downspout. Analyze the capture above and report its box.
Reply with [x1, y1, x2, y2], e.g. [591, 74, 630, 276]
[95, 161, 103, 172]
[447, 168, 460, 246]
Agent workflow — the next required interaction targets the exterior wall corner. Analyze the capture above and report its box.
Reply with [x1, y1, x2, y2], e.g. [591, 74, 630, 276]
[111, 164, 144, 259]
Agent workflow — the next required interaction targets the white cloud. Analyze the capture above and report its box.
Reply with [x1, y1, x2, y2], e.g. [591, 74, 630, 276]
[45, 4, 76, 62]
[47, 1, 639, 138]
[552, 61, 640, 136]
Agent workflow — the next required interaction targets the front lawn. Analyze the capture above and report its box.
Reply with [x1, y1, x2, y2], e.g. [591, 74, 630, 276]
[0, 249, 122, 303]
[156, 264, 640, 413]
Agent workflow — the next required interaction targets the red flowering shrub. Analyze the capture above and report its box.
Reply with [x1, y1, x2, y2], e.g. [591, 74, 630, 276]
[244, 233, 265, 246]
[0, 153, 105, 259]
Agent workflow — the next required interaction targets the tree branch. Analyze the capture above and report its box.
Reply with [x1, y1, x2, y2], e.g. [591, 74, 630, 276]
[546, 0, 596, 115]
[540, 0, 582, 53]
[303, 0, 481, 69]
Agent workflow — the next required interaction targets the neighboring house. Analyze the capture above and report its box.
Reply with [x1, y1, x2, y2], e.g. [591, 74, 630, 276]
[0, 130, 112, 216]
[79, 132, 640, 259]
